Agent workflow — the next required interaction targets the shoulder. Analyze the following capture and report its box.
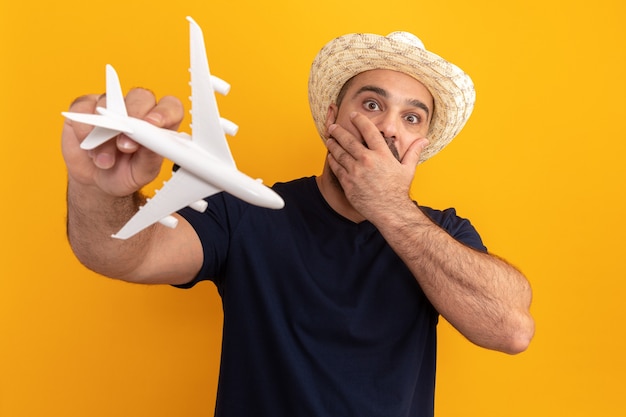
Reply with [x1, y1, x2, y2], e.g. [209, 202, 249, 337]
[420, 206, 487, 252]
[271, 176, 317, 197]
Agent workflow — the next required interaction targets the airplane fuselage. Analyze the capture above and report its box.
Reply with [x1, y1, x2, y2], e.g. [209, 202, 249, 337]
[98, 107, 284, 209]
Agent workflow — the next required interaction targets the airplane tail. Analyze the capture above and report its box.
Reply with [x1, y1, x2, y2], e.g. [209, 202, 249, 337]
[65, 64, 131, 150]
[103, 64, 128, 117]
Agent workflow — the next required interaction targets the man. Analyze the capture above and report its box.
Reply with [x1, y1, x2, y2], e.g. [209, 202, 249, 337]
[62, 30, 534, 417]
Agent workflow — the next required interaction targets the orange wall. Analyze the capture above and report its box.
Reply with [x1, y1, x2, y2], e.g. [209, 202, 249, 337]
[1, 1, 625, 416]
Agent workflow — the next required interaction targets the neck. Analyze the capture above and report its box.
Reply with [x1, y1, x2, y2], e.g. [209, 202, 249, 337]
[316, 163, 366, 224]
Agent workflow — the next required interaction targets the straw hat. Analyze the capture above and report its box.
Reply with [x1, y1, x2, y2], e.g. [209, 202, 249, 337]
[308, 32, 475, 163]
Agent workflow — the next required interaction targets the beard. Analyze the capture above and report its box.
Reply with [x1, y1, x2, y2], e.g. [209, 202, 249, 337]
[327, 166, 343, 193]
[384, 137, 401, 161]
[359, 135, 401, 161]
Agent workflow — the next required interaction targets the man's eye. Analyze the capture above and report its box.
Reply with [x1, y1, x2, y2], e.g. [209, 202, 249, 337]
[405, 114, 421, 124]
[364, 100, 380, 111]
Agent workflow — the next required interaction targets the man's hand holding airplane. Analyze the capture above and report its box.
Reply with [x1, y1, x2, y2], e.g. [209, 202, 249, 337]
[61, 89, 184, 199]
[62, 17, 283, 242]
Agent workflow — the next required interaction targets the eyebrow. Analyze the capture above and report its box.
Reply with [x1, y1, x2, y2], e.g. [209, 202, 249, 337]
[353, 85, 431, 118]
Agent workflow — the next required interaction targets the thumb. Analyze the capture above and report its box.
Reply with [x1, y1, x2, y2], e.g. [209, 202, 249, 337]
[402, 138, 430, 168]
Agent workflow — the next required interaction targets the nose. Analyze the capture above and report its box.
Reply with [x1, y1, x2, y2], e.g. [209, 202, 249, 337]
[375, 111, 398, 140]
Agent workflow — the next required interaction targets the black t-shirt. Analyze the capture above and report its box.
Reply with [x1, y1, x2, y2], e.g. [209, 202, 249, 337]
[178, 176, 486, 417]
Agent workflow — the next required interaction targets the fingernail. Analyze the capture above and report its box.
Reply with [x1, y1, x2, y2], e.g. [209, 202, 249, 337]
[118, 136, 138, 151]
[328, 124, 337, 133]
[145, 112, 162, 125]
[94, 152, 114, 169]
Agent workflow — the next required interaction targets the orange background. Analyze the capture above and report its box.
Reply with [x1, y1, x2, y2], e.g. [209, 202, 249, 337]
[1, 0, 625, 416]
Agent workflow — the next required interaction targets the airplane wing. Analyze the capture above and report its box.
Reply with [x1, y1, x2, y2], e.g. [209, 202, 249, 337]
[113, 168, 221, 239]
[187, 16, 236, 168]
[62, 111, 133, 135]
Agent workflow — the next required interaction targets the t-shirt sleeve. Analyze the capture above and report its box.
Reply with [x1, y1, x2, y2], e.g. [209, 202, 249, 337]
[420, 206, 487, 253]
[173, 193, 242, 289]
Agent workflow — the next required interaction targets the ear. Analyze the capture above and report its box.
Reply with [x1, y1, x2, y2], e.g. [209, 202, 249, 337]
[324, 104, 338, 137]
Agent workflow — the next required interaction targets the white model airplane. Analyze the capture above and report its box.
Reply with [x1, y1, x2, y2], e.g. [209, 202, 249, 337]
[62, 16, 285, 239]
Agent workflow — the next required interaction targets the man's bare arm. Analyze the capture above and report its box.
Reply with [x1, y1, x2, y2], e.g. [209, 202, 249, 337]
[62, 90, 203, 285]
[326, 112, 535, 354]
[373, 200, 534, 354]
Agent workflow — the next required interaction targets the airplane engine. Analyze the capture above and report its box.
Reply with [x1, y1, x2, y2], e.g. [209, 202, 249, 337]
[158, 215, 179, 229]
[189, 200, 209, 213]
[220, 118, 239, 136]
[210, 75, 230, 96]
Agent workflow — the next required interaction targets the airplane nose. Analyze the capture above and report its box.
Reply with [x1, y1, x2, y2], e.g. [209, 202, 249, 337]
[268, 193, 285, 209]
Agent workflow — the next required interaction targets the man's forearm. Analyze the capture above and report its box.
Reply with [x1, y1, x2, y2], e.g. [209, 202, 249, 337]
[373, 201, 534, 354]
[66, 180, 153, 279]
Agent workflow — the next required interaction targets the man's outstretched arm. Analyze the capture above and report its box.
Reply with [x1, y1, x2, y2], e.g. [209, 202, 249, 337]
[62, 90, 202, 285]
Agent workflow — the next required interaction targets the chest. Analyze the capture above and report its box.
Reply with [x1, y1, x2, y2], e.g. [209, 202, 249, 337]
[225, 214, 435, 342]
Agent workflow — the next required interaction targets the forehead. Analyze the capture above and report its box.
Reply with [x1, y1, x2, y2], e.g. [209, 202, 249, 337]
[343, 69, 434, 110]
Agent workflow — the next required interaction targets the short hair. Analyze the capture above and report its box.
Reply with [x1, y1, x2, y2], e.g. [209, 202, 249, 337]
[335, 75, 357, 107]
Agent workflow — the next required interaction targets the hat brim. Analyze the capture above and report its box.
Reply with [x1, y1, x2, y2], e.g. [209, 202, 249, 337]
[308, 33, 475, 163]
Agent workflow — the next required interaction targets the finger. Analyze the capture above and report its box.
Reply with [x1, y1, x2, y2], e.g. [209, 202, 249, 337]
[107, 88, 154, 154]
[325, 139, 349, 179]
[326, 125, 358, 168]
[402, 138, 430, 169]
[66, 94, 100, 140]
[116, 134, 140, 154]
[64, 93, 117, 169]
[145, 95, 185, 130]
[350, 112, 387, 152]
[125, 88, 157, 119]
[87, 92, 118, 168]
[69, 94, 99, 111]
[117, 94, 184, 154]
[327, 122, 365, 161]
[96, 92, 108, 109]
[120, 91, 178, 184]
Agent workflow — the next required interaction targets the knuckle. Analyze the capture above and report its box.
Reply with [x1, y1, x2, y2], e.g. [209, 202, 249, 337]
[128, 87, 156, 100]
[69, 94, 98, 111]
[158, 95, 185, 119]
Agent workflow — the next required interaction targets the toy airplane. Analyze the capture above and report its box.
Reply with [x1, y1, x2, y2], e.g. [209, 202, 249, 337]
[62, 16, 285, 239]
